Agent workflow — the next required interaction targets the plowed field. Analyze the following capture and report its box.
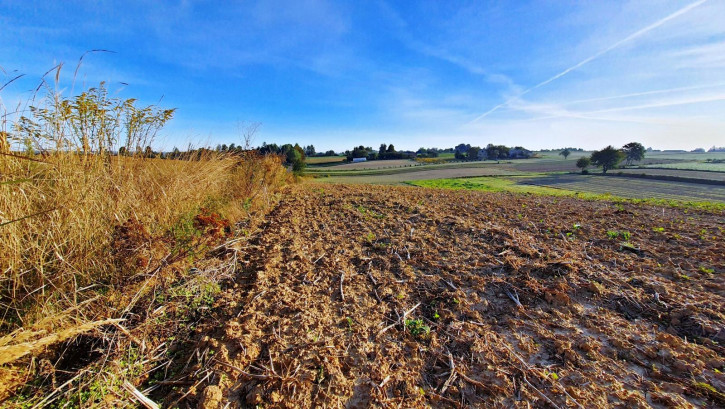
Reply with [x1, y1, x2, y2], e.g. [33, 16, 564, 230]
[167, 184, 724, 408]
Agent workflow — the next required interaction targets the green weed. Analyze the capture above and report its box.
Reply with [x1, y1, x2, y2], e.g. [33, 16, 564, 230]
[699, 266, 715, 274]
[405, 319, 430, 338]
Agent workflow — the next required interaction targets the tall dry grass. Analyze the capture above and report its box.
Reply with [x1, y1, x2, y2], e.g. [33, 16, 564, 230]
[1, 152, 284, 327]
[0, 70, 289, 370]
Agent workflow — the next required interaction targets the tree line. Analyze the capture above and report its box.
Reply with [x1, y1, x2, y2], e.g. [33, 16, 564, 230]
[454, 143, 532, 160]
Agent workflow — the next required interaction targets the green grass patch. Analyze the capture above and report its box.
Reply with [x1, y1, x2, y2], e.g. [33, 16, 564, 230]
[409, 176, 572, 196]
[644, 161, 725, 172]
[408, 176, 725, 212]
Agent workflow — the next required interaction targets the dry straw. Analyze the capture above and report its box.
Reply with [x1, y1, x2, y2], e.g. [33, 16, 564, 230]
[0, 62, 288, 370]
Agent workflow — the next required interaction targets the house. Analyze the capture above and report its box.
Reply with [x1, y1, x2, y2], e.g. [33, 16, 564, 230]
[352, 157, 367, 163]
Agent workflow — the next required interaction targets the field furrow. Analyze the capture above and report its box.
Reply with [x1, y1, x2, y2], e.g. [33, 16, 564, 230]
[171, 184, 724, 409]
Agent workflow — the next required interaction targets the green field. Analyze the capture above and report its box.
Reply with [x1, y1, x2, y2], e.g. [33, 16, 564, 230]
[310, 150, 725, 210]
[644, 151, 725, 161]
[643, 161, 725, 172]
[309, 160, 520, 179]
[409, 175, 725, 211]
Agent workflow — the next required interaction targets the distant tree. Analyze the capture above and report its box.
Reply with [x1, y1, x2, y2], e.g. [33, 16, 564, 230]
[229, 143, 236, 152]
[454, 143, 470, 160]
[486, 144, 509, 160]
[324, 150, 336, 156]
[118, 146, 127, 156]
[576, 157, 591, 174]
[220, 144, 228, 152]
[280, 144, 294, 162]
[144, 145, 155, 158]
[347, 145, 369, 161]
[559, 149, 571, 160]
[622, 142, 645, 166]
[289, 148, 305, 176]
[416, 147, 439, 158]
[304, 144, 316, 157]
[282, 144, 304, 164]
[467, 146, 481, 160]
[590, 146, 624, 173]
[387, 144, 395, 153]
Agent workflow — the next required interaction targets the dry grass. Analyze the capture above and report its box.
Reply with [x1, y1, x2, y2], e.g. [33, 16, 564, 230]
[0, 70, 291, 404]
[0, 152, 282, 326]
[0, 150, 290, 404]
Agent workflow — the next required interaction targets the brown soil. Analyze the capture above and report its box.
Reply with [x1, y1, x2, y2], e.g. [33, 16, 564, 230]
[160, 184, 724, 408]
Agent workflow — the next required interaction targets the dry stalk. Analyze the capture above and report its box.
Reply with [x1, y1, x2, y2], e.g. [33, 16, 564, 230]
[339, 271, 345, 302]
[122, 381, 160, 409]
[0, 318, 122, 365]
[440, 351, 457, 394]
[378, 302, 421, 336]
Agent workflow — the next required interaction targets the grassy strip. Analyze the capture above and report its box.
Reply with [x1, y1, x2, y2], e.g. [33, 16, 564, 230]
[641, 164, 725, 173]
[408, 177, 725, 213]
[593, 172, 725, 186]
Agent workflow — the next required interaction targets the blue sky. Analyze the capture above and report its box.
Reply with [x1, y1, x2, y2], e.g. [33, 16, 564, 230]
[1, 0, 724, 151]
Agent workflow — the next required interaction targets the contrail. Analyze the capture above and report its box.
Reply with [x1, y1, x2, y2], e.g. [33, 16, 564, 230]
[523, 93, 725, 122]
[584, 93, 725, 114]
[562, 82, 725, 105]
[469, 0, 709, 123]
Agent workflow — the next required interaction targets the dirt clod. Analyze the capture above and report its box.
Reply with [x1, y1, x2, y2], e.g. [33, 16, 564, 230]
[160, 184, 724, 408]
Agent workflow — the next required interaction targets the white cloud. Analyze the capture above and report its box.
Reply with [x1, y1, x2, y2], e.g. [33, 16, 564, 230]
[469, 0, 711, 123]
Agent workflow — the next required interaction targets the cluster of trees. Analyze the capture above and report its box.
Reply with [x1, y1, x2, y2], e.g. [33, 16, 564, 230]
[257, 142, 306, 174]
[342, 144, 420, 161]
[454, 143, 532, 160]
[159, 141, 309, 175]
[345, 145, 374, 161]
[300, 144, 336, 157]
[377, 143, 417, 160]
[416, 147, 451, 158]
[541, 147, 585, 153]
[574, 142, 645, 174]
[131, 142, 308, 175]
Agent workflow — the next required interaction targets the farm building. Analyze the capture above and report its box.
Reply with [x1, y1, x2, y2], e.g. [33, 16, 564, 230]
[352, 157, 367, 163]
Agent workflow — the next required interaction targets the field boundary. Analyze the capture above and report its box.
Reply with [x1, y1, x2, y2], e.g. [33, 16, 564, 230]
[639, 165, 725, 173]
[594, 171, 725, 186]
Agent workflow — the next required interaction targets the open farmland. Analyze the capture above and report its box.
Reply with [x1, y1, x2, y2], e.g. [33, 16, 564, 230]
[616, 168, 725, 183]
[410, 174, 725, 206]
[645, 152, 725, 161]
[309, 159, 419, 171]
[307, 156, 346, 165]
[643, 162, 725, 172]
[317, 167, 521, 184]
[515, 174, 725, 203]
[163, 184, 723, 408]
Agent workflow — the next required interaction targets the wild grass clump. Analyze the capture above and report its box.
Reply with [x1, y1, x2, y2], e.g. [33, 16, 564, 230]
[0, 65, 289, 400]
[1, 152, 285, 326]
